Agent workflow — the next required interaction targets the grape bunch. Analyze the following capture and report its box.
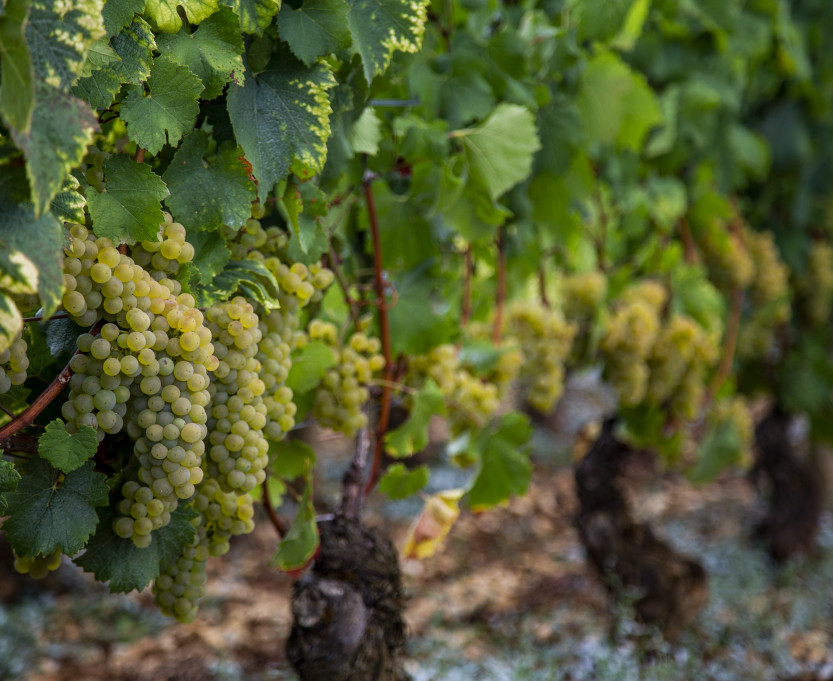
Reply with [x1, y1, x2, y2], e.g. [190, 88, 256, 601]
[203, 297, 270, 495]
[409, 344, 500, 434]
[688, 214, 754, 292]
[599, 281, 666, 406]
[737, 228, 792, 358]
[506, 303, 576, 413]
[795, 241, 833, 328]
[0, 332, 28, 395]
[310, 321, 385, 437]
[13, 549, 62, 579]
[561, 271, 608, 324]
[705, 396, 754, 466]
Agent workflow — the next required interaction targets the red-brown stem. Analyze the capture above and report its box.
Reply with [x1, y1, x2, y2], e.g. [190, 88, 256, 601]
[134, 147, 146, 163]
[362, 173, 394, 496]
[461, 246, 473, 328]
[679, 217, 699, 264]
[0, 319, 104, 440]
[262, 477, 287, 538]
[0, 433, 38, 455]
[327, 240, 362, 328]
[538, 264, 551, 309]
[492, 225, 507, 345]
[23, 312, 70, 324]
[706, 286, 743, 402]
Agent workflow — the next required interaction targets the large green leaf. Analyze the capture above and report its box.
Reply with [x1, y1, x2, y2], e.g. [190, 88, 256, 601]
[75, 503, 198, 592]
[0, 174, 64, 320]
[277, 0, 350, 66]
[12, 82, 98, 217]
[467, 412, 533, 511]
[346, 0, 428, 82]
[220, 0, 280, 35]
[120, 56, 202, 155]
[102, 0, 146, 36]
[156, 7, 244, 99]
[186, 229, 231, 283]
[378, 463, 429, 500]
[0, 0, 35, 135]
[73, 18, 157, 108]
[577, 51, 662, 150]
[3, 459, 109, 557]
[199, 257, 281, 308]
[25, 0, 105, 90]
[227, 48, 336, 202]
[86, 154, 169, 244]
[38, 419, 99, 474]
[0, 294, 23, 358]
[144, 0, 219, 32]
[385, 379, 444, 457]
[451, 103, 541, 201]
[0, 460, 21, 516]
[163, 131, 255, 231]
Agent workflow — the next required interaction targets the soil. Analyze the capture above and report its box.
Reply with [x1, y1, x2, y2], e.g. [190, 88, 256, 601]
[2, 436, 833, 681]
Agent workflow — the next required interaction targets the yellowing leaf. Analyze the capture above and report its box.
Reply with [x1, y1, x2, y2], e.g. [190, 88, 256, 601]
[402, 488, 464, 560]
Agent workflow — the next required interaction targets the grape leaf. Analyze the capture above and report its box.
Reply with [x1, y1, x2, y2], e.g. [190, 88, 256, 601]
[385, 379, 444, 457]
[0, 0, 35, 135]
[102, 0, 146, 37]
[156, 7, 244, 100]
[346, 0, 429, 82]
[227, 48, 336, 202]
[0, 460, 21, 515]
[0, 249, 37, 296]
[75, 503, 198, 593]
[163, 131, 256, 232]
[120, 56, 203, 155]
[270, 440, 316, 480]
[277, 0, 351, 67]
[273, 463, 319, 571]
[73, 18, 157, 109]
[466, 412, 532, 511]
[0, 177, 65, 320]
[51, 175, 86, 224]
[570, 0, 635, 43]
[86, 154, 169, 244]
[144, 0, 219, 32]
[25, 0, 105, 90]
[578, 51, 662, 150]
[38, 419, 99, 473]
[285, 341, 337, 394]
[198, 257, 281, 308]
[451, 103, 541, 201]
[185, 229, 231, 283]
[220, 0, 280, 35]
[0, 294, 23, 355]
[379, 463, 429, 500]
[3, 459, 109, 557]
[347, 106, 381, 155]
[690, 421, 745, 484]
[12, 82, 98, 217]
[402, 488, 464, 559]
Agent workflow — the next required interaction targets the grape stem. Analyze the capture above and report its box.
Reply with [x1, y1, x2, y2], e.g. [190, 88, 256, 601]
[134, 147, 146, 163]
[0, 319, 104, 441]
[679, 217, 699, 264]
[342, 426, 371, 520]
[23, 312, 70, 323]
[538, 265, 551, 309]
[492, 225, 507, 345]
[262, 477, 287, 538]
[461, 246, 473, 328]
[362, 170, 394, 496]
[706, 289, 744, 402]
[327, 238, 362, 328]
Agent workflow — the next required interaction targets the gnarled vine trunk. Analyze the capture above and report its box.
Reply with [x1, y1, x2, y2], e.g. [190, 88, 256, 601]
[574, 420, 708, 638]
[286, 515, 409, 681]
[751, 408, 822, 562]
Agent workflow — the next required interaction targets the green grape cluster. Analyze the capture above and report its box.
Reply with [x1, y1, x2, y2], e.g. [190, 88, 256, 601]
[203, 297, 270, 495]
[410, 344, 500, 433]
[0, 332, 28, 394]
[600, 281, 666, 406]
[506, 303, 576, 413]
[796, 242, 833, 328]
[562, 271, 608, 323]
[737, 229, 792, 358]
[13, 549, 62, 579]
[690, 216, 754, 291]
[310, 321, 385, 437]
